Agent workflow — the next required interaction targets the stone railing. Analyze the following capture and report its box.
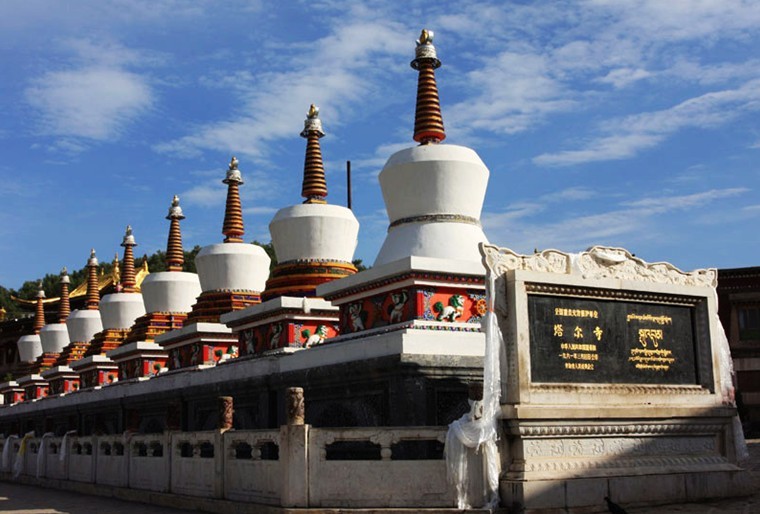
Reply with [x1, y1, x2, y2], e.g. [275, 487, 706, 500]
[0, 425, 452, 509]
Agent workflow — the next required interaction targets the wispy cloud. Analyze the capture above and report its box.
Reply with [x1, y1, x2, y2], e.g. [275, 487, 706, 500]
[533, 79, 760, 166]
[484, 187, 750, 252]
[155, 18, 408, 159]
[24, 38, 154, 147]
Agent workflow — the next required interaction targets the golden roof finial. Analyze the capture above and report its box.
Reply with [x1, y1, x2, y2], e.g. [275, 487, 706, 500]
[222, 156, 245, 243]
[411, 28, 445, 144]
[300, 104, 328, 204]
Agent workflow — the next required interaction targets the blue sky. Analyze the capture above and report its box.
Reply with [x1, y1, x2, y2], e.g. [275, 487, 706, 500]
[1, 0, 758, 290]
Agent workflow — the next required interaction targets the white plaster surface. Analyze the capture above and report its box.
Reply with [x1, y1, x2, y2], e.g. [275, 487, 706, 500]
[141, 271, 201, 313]
[39, 323, 70, 354]
[66, 309, 103, 343]
[170, 431, 222, 498]
[44, 437, 68, 480]
[17, 334, 42, 362]
[379, 144, 489, 221]
[195, 243, 270, 293]
[100, 293, 146, 330]
[269, 203, 358, 263]
[374, 144, 490, 266]
[107, 341, 167, 361]
[375, 221, 488, 266]
[221, 296, 337, 326]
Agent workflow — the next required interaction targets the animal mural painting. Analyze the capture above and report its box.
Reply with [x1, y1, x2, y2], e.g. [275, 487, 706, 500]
[269, 323, 283, 349]
[302, 325, 329, 348]
[387, 290, 409, 324]
[434, 294, 465, 322]
[348, 303, 367, 332]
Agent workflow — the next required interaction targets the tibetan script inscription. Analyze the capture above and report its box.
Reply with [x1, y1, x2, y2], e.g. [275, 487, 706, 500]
[528, 294, 707, 385]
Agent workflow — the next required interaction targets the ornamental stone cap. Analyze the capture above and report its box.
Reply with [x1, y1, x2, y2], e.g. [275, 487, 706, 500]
[300, 104, 325, 138]
[60, 267, 70, 284]
[224, 156, 243, 184]
[36, 281, 46, 299]
[121, 225, 137, 247]
[411, 29, 440, 69]
[88, 248, 98, 267]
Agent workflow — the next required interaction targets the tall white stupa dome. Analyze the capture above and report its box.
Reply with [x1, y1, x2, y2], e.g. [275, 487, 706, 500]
[66, 249, 104, 343]
[140, 196, 201, 313]
[99, 226, 146, 330]
[39, 267, 71, 355]
[374, 29, 489, 267]
[266, 105, 359, 300]
[17, 282, 45, 362]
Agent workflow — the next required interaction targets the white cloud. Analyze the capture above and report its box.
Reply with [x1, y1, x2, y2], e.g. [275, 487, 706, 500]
[26, 68, 152, 141]
[597, 68, 651, 88]
[155, 19, 408, 159]
[534, 79, 760, 166]
[484, 187, 749, 253]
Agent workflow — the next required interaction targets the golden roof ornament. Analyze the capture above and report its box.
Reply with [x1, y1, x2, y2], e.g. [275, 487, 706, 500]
[222, 156, 245, 242]
[411, 28, 446, 144]
[300, 104, 328, 204]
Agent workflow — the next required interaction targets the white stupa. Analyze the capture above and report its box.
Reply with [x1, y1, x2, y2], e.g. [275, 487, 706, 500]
[98, 226, 147, 331]
[39, 268, 72, 355]
[374, 29, 489, 266]
[16, 282, 45, 362]
[65, 249, 104, 346]
[140, 197, 201, 314]
[265, 104, 360, 300]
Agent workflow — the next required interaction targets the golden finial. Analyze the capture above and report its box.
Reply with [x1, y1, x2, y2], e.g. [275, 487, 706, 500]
[308, 104, 319, 119]
[418, 29, 433, 45]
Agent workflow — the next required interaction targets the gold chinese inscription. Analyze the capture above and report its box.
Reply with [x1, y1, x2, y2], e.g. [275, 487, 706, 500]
[627, 313, 675, 371]
[553, 308, 601, 371]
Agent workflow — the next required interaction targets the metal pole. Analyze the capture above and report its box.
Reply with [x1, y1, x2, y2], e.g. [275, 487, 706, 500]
[346, 160, 352, 210]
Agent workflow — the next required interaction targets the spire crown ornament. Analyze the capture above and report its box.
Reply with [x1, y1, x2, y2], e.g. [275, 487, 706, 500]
[120, 225, 137, 293]
[34, 281, 45, 334]
[411, 28, 446, 144]
[86, 249, 100, 310]
[224, 156, 243, 185]
[166, 194, 185, 221]
[222, 156, 245, 242]
[300, 104, 328, 204]
[165, 195, 186, 271]
[58, 267, 71, 323]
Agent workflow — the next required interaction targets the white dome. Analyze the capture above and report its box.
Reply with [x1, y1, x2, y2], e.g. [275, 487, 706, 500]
[67, 309, 103, 343]
[39, 323, 70, 354]
[141, 271, 202, 313]
[269, 203, 359, 263]
[100, 293, 146, 330]
[195, 243, 270, 292]
[374, 144, 490, 266]
[17, 334, 42, 362]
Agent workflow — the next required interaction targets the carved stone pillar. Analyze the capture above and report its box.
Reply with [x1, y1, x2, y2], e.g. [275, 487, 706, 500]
[286, 387, 305, 425]
[218, 396, 234, 430]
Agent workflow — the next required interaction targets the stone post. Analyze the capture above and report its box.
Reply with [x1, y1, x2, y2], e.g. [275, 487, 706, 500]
[280, 387, 309, 507]
[218, 396, 234, 431]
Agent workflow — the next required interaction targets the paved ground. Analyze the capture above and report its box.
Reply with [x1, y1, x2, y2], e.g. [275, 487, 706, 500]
[0, 481, 198, 513]
[0, 441, 757, 513]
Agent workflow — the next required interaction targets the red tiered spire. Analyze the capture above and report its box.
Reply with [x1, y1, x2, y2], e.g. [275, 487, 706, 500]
[165, 195, 185, 272]
[411, 29, 446, 144]
[86, 249, 100, 310]
[121, 225, 137, 293]
[301, 104, 328, 204]
[58, 267, 70, 323]
[222, 157, 245, 243]
[33, 281, 45, 334]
